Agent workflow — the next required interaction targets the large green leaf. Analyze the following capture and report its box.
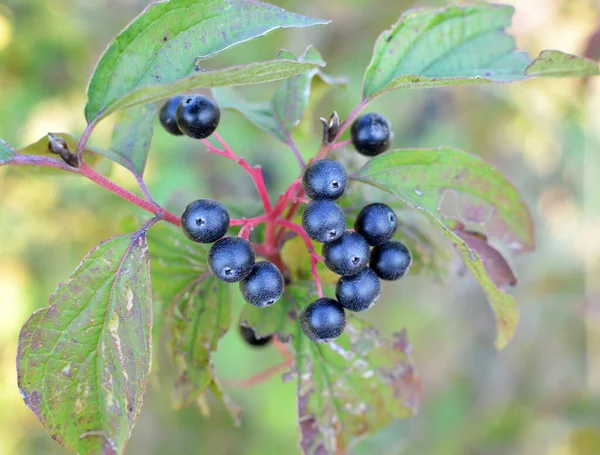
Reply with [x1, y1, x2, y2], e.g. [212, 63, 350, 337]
[17, 233, 152, 454]
[215, 47, 345, 143]
[93, 59, 325, 122]
[352, 148, 534, 252]
[352, 148, 526, 348]
[85, 0, 328, 122]
[0, 138, 15, 164]
[108, 104, 158, 176]
[362, 4, 599, 100]
[295, 316, 420, 454]
[526, 50, 600, 77]
[167, 275, 231, 408]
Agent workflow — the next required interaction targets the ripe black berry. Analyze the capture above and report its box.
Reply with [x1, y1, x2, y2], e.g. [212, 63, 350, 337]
[239, 325, 272, 347]
[370, 240, 412, 281]
[322, 231, 370, 276]
[239, 261, 284, 308]
[302, 160, 348, 200]
[176, 95, 220, 139]
[159, 95, 185, 136]
[208, 237, 255, 283]
[351, 113, 392, 157]
[354, 203, 398, 246]
[335, 267, 381, 312]
[300, 298, 346, 342]
[181, 199, 230, 243]
[302, 199, 346, 244]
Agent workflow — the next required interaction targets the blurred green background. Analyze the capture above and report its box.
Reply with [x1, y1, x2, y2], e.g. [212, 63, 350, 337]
[2, 0, 600, 454]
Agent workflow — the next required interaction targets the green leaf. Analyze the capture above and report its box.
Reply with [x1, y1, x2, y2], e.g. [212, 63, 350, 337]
[107, 104, 158, 176]
[352, 148, 526, 348]
[85, 0, 328, 122]
[295, 316, 420, 454]
[0, 138, 16, 164]
[215, 47, 345, 143]
[17, 233, 152, 454]
[352, 148, 534, 252]
[362, 4, 529, 99]
[93, 59, 325, 123]
[147, 225, 233, 408]
[167, 274, 232, 409]
[526, 50, 600, 77]
[362, 4, 599, 100]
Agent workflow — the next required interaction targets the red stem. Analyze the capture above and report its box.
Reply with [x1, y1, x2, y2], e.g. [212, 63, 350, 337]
[80, 163, 180, 226]
[275, 219, 323, 298]
[316, 99, 368, 160]
[206, 133, 273, 213]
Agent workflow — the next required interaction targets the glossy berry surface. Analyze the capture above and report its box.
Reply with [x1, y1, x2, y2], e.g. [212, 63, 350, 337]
[300, 298, 346, 342]
[239, 261, 284, 308]
[302, 160, 348, 200]
[351, 112, 392, 157]
[370, 240, 412, 281]
[354, 203, 398, 246]
[239, 325, 272, 347]
[159, 95, 185, 136]
[302, 199, 346, 244]
[335, 267, 381, 312]
[181, 199, 230, 244]
[322, 231, 370, 276]
[208, 237, 255, 283]
[176, 95, 220, 139]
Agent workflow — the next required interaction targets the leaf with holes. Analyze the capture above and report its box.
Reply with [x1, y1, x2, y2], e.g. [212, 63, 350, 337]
[214, 46, 345, 143]
[17, 233, 152, 455]
[362, 3, 600, 100]
[352, 148, 534, 252]
[352, 149, 526, 348]
[85, 0, 328, 122]
[526, 50, 600, 77]
[294, 316, 420, 454]
[107, 104, 158, 176]
[0, 138, 15, 164]
[167, 275, 232, 409]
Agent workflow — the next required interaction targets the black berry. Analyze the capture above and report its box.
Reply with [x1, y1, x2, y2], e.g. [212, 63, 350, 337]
[300, 298, 346, 342]
[159, 95, 185, 136]
[239, 325, 272, 347]
[370, 240, 412, 281]
[302, 160, 348, 200]
[208, 237, 255, 283]
[176, 95, 220, 139]
[351, 112, 392, 157]
[302, 199, 346, 244]
[322, 231, 370, 276]
[181, 199, 230, 244]
[239, 261, 284, 308]
[354, 203, 398, 246]
[335, 267, 381, 312]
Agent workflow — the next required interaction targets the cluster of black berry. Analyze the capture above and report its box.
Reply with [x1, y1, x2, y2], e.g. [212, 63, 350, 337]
[160, 94, 410, 345]
[180, 198, 285, 308]
[298, 158, 412, 343]
[160, 94, 285, 309]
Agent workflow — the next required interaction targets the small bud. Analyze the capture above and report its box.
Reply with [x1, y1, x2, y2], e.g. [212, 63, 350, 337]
[48, 133, 78, 168]
[320, 111, 340, 145]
